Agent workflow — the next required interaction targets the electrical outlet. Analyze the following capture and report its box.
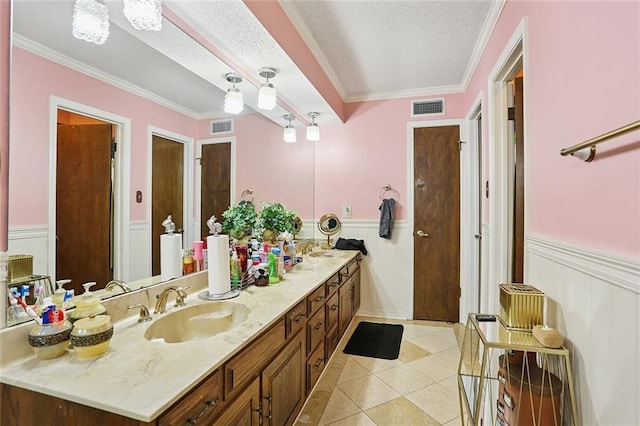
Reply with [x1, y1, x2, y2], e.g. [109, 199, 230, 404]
[342, 203, 352, 218]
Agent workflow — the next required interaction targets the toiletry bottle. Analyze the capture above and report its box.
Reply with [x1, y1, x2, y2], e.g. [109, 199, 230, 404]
[183, 249, 194, 275]
[230, 251, 241, 289]
[68, 282, 107, 323]
[268, 250, 279, 284]
[52, 279, 71, 310]
[271, 247, 283, 279]
[193, 241, 204, 272]
[288, 240, 297, 266]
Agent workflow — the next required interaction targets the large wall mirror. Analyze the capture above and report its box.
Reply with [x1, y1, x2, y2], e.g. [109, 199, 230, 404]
[4, 1, 316, 327]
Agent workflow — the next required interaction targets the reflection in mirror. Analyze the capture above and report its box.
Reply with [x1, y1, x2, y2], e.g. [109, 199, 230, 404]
[5, 4, 315, 328]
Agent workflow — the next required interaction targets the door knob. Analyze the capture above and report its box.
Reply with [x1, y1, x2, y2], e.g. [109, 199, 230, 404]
[416, 230, 430, 238]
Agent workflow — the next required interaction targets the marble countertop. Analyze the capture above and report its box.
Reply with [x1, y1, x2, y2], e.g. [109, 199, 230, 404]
[0, 250, 357, 422]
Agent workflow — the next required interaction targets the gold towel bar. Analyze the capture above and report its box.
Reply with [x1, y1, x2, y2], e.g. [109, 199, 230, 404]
[560, 120, 640, 159]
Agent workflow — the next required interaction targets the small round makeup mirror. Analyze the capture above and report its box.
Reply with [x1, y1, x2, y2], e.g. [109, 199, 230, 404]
[317, 213, 341, 249]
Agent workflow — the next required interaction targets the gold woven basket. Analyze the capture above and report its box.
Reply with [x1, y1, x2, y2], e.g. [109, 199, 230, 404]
[499, 283, 545, 331]
[8, 254, 34, 283]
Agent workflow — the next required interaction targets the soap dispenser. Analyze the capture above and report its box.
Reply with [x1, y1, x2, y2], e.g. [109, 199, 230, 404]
[51, 279, 72, 310]
[68, 282, 107, 323]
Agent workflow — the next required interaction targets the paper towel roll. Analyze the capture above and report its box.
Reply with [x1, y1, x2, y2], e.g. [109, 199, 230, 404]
[207, 235, 231, 295]
[160, 234, 183, 282]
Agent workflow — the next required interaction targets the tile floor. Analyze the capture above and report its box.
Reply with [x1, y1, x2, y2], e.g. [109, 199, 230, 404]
[295, 316, 469, 426]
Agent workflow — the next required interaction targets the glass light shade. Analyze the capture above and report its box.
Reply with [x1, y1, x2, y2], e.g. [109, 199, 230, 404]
[72, 0, 110, 45]
[224, 88, 244, 114]
[258, 84, 277, 110]
[306, 123, 320, 141]
[283, 125, 296, 143]
[123, 0, 163, 31]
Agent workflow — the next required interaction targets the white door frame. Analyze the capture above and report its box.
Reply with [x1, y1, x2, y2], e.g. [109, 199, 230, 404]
[407, 118, 467, 321]
[195, 137, 236, 239]
[146, 126, 194, 277]
[486, 17, 529, 314]
[48, 96, 131, 282]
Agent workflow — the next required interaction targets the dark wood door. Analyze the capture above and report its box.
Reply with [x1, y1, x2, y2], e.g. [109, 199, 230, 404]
[511, 75, 525, 283]
[413, 125, 460, 322]
[200, 142, 231, 240]
[56, 124, 113, 295]
[152, 135, 184, 276]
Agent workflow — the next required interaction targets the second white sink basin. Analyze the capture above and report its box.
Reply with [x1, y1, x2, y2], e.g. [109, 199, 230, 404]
[144, 302, 250, 344]
[308, 250, 345, 258]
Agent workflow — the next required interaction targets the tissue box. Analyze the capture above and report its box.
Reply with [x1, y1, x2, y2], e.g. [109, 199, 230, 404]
[499, 283, 544, 331]
[8, 255, 34, 283]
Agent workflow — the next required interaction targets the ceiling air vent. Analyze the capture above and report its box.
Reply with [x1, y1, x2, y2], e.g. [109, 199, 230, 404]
[210, 119, 233, 135]
[412, 98, 445, 117]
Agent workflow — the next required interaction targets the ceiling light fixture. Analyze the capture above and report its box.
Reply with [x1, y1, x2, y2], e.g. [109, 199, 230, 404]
[72, 0, 110, 45]
[306, 112, 320, 141]
[224, 73, 244, 115]
[123, 0, 163, 31]
[283, 114, 296, 143]
[258, 67, 277, 111]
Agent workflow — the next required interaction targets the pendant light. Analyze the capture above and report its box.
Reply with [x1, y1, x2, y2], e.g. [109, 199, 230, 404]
[283, 115, 296, 143]
[258, 67, 277, 111]
[224, 73, 244, 115]
[306, 112, 320, 141]
[123, 0, 163, 31]
[72, 0, 110, 45]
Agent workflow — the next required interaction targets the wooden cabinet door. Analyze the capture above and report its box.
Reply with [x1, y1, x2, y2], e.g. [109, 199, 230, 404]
[261, 331, 305, 426]
[157, 369, 223, 426]
[352, 269, 361, 314]
[339, 280, 353, 337]
[215, 377, 261, 426]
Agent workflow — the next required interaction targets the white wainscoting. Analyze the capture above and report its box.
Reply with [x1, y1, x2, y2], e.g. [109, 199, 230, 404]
[336, 220, 413, 319]
[129, 221, 150, 282]
[526, 235, 640, 426]
[7, 227, 49, 275]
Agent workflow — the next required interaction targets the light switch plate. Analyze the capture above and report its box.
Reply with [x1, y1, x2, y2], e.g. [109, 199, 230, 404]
[342, 203, 352, 218]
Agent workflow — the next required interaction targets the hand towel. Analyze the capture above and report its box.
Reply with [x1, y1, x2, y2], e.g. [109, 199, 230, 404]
[378, 197, 396, 239]
[334, 238, 368, 255]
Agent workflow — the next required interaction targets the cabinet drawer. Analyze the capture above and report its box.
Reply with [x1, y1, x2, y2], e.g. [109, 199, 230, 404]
[306, 307, 325, 356]
[325, 291, 339, 330]
[158, 369, 223, 426]
[306, 340, 326, 394]
[286, 300, 307, 338]
[339, 257, 359, 282]
[325, 323, 340, 362]
[307, 285, 326, 316]
[225, 318, 286, 400]
[325, 272, 340, 297]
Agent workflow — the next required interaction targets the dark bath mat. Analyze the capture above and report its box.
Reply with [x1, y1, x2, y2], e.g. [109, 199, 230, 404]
[343, 321, 404, 360]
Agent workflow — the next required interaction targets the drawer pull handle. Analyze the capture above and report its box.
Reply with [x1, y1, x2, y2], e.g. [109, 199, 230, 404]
[187, 397, 219, 424]
[329, 282, 339, 287]
[330, 304, 339, 311]
[293, 313, 306, 323]
[341, 271, 349, 278]
[332, 335, 339, 342]
[314, 295, 326, 302]
[313, 358, 325, 369]
[314, 322, 325, 331]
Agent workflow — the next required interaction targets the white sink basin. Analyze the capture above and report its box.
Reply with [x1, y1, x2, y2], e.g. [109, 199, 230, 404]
[308, 250, 345, 258]
[144, 302, 250, 343]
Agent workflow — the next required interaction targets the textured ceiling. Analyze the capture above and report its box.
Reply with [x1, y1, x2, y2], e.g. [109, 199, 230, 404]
[11, 0, 500, 126]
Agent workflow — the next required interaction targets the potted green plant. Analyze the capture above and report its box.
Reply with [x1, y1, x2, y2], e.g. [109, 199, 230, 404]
[221, 201, 257, 241]
[257, 202, 297, 243]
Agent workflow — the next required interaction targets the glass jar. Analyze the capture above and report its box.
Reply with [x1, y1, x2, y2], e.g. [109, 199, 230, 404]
[70, 314, 113, 358]
[28, 320, 73, 360]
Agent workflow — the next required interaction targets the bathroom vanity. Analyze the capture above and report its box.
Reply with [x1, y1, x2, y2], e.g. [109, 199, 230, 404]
[0, 250, 362, 425]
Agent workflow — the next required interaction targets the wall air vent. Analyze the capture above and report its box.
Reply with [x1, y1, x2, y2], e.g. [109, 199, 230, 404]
[210, 119, 233, 135]
[412, 98, 445, 117]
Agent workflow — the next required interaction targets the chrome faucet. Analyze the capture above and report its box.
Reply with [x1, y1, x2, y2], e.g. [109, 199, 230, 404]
[105, 279, 132, 293]
[154, 286, 188, 314]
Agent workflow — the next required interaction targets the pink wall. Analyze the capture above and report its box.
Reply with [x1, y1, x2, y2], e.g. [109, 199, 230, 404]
[465, 1, 640, 257]
[197, 113, 315, 220]
[0, 0, 10, 250]
[9, 47, 197, 225]
[315, 93, 466, 221]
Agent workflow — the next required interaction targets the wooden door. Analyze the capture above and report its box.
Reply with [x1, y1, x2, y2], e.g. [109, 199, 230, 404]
[56, 124, 113, 294]
[151, 135, 184, 276]
[215, 377, 261, 425]
[413, 125, 460, 322]
[200, 142, 231, 240]
[339, 280, 353, 335]
[261, 331, 305, 426]
[511, 75, 525, 283]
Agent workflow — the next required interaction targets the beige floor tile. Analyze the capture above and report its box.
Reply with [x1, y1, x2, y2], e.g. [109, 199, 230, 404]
[407, 353, 458, 382]
[444, 416, 464, 426]
[405, 383, 461, 424]
[350, 354, 403, 373]
[337, 358, 373, 384]
[327, 412, 377, 426]
[365, 397, 440, 426]
[398, 340, 431, 363]
[296, 388, 333, 425]
[410, 333, 458, 354]
[400, 324, 438, 340]
[439, 375, 460, 395]
[375, 363, 435, 395]
[338, 374, 401, 411]
[434, 345, 462, 364]
[318, 388, 362, 426]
